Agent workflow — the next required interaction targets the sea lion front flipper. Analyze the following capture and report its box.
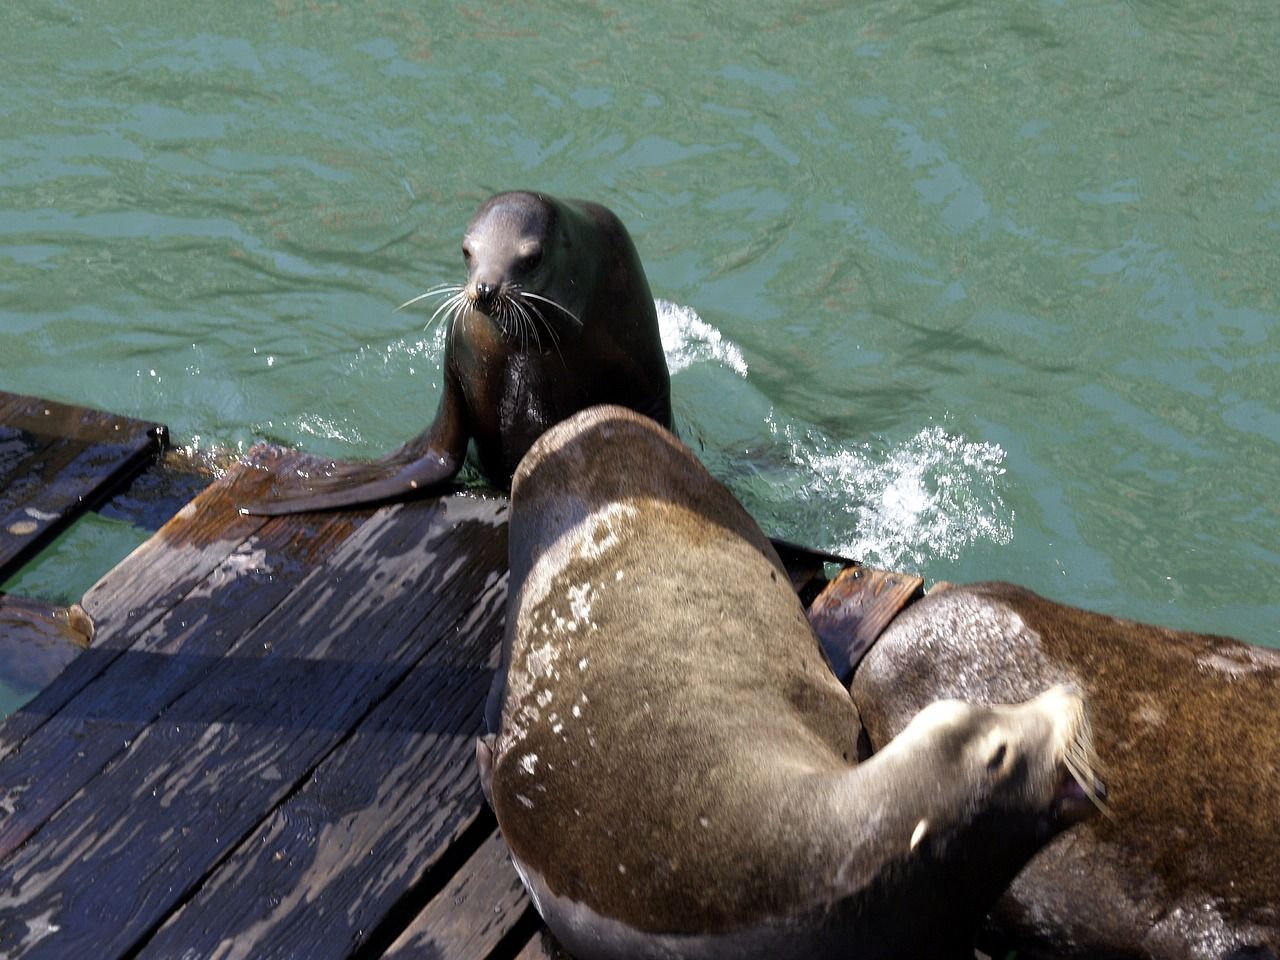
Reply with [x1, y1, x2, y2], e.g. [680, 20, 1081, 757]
[239, 375, 470, 516]
[237, 449, 463, 515]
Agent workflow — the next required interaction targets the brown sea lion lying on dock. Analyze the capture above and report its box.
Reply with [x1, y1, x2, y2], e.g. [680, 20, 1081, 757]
[853, 581, 1280, 960]
[478, 406, 1103, 960]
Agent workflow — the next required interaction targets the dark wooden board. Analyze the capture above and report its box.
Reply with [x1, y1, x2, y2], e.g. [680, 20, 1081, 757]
[0, 462, 368, 861]
[0, 445, 294, 764]
[0, 391, 166, 583]
[511, 929, 572, 960]
[806, 563, 925, 684]
[138, 506, 508, 958]
[0, 494, 508, 960]
[380, 829, 534, 960]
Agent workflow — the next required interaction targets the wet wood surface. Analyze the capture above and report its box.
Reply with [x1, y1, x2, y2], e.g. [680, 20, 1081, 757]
[808, 563, 926, 683]
[0, 439, 919, 959]
[0, 391, 166, 583]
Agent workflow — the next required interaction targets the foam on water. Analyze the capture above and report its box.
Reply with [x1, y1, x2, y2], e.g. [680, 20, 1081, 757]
[765, 412, 1015, 570]
[655, 300, 1014, 571]
[656, 299, 748, 377]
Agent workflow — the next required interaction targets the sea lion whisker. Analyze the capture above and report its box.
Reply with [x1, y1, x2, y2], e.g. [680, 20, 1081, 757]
[524, 301, 543, 352]
[396, 284, 463, 313]
[521, 295, 563, 346]
[526, 298, 566, 360]
[428, 291, 467, 330]
[513, 297, 548, 353]
[519, 291, 583, 331]
[1063, 751, 1112, 819]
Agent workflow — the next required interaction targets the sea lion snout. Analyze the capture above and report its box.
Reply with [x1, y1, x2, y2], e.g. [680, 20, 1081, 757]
[993, 684, 1105, 826]
[471, 280, 500, 312]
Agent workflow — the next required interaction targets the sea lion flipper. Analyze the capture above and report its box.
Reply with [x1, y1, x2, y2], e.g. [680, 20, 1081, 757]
[237, 450, 461, 516]
[240, 374, 469, 517]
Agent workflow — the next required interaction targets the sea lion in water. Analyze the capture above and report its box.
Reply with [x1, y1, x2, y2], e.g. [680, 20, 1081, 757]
[477, 406, 1103, 960]
[852, 582, 1280, 960]
[240, 192, 671, 515]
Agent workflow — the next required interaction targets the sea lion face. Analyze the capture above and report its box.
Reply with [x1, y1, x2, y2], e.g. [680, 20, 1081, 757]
[897, 685, 1103, 845]
[461, 191, 581, 346]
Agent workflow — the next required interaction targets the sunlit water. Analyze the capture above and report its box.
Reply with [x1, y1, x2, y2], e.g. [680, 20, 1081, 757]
[2, 1, 1278, 714]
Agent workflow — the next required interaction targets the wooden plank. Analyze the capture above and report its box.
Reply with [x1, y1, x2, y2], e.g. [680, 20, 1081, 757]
[374, 830, 532, 960]
[0, 494, 365, 861]
[806, 564, 925, 684]
[138, 520, 508, 958]
[511, 929, 571, 960]
[0, 596, 92, 706]
[0, 494, 507, 960]
[0, 445, 291, 763]
[0, 392, 166, 583]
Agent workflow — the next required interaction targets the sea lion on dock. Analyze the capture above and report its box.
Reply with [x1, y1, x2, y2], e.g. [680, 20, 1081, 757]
[477, 406, 1104, 960]
[240, 192, 671, 515]
[852, 582, 1280, 960]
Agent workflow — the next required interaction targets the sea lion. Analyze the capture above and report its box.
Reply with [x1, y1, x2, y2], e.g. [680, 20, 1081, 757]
[477, 406, 1103, 960]
[852, 581, 1280, 960]
[240, 192, 671, 515]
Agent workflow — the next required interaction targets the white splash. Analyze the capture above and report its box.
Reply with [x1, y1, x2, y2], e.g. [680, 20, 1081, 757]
[655, 299, 749, 377]
[768, 415, 1014, 570]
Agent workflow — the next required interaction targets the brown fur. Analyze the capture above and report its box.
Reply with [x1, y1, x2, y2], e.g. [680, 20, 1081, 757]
[853, 581, 1280, 960]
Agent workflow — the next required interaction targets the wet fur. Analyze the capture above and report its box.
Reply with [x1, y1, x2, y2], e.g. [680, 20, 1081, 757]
[240, 192, 671, 515]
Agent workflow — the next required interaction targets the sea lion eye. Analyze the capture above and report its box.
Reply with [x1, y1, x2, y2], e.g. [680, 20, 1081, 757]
[462, 244, 473, 265]
[521, 248, 543, 272]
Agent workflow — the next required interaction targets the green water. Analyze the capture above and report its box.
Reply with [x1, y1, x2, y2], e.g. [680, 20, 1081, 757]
[2, 1, 1278, 715]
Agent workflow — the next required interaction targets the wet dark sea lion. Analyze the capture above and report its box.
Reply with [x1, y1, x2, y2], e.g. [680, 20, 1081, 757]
[241, 192, 671, 515]
[852, 581, 1280, 960]
[478, 406, 1103, 960]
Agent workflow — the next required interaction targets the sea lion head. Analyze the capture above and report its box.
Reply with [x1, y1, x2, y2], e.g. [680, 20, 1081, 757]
[888, 684, 1105, 870]
[461, 191, 585, 346]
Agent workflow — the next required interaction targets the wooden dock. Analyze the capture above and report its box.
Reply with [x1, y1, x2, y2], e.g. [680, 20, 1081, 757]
[0, 396, 923, 960]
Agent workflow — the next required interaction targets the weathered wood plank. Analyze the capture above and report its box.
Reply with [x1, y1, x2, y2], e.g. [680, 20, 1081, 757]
[511, 929, 572, 960]
[806, 564, 925, 684]
[380, 829, 534, 960]
[0, 494, 507, 960]
[0, 497, 365, 861]
[138, 521, 508, 958]
[0, 446, 290, 762]
[0, 392, 166, 583]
